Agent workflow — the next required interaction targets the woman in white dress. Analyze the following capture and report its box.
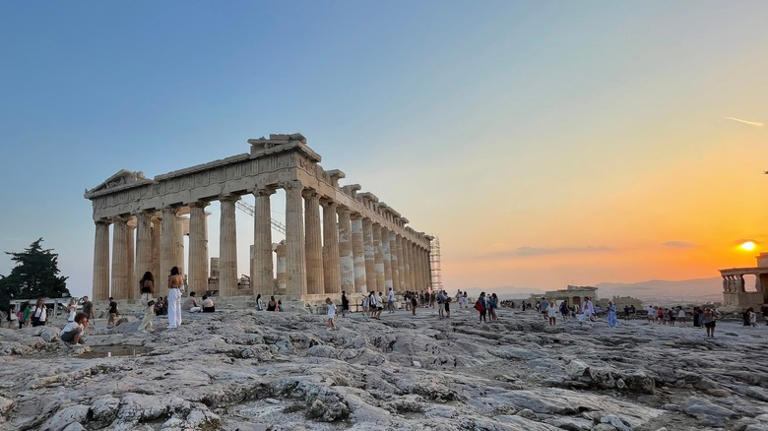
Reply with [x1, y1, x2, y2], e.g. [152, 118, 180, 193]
[67, 298, 77, 323]
[547, 300, 558, 326]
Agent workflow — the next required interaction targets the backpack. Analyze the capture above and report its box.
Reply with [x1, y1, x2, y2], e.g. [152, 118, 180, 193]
[475, 299, 484, 311]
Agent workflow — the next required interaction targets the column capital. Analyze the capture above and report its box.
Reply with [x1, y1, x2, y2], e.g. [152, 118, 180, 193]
[279, 179, 303, 191]
[320, 197, 338, 208]
[336, 204, 350, 216]
[94, 218, 111, 226]
[188, 200, 210, 209]
[350, 212, 363, 220]
[254, 186, 276, 197]
[301, 187, 319, 199]
[219, 194, 240, 203]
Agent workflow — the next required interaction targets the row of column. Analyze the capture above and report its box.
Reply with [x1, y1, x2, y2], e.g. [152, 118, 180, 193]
[92, 181, 432, 301]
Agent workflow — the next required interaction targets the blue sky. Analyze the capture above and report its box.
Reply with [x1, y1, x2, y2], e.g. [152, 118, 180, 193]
[2, 1, 768, 296]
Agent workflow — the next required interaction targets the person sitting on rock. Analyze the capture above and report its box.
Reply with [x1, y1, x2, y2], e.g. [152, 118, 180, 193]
[61, 312, 89, 344]
[184, 292, 201, 312]
[202, 295, 215, 313]
[267, 296, 277, 311]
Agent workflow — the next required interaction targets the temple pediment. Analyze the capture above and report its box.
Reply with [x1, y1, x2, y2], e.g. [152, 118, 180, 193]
[84, 169, 152, 198]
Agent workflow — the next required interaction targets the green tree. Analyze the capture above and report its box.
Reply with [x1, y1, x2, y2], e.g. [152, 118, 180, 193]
[0, 238, 70, 311]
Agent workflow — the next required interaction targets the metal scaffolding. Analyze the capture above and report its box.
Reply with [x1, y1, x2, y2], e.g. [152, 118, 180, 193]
[429, 235, 443, 291]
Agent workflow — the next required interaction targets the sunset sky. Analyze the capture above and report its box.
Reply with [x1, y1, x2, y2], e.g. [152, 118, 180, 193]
[1, 1, 767, 297]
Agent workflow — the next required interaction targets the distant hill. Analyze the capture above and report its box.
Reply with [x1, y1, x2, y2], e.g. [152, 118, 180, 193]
[461, 277, 724, 304]
[596, 277, 723, 304]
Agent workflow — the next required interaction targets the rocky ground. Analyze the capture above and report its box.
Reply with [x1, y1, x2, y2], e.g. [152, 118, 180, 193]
[1, 305, 767, 431]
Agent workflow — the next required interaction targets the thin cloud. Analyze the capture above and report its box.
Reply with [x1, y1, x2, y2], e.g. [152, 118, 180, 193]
[663, 241, 697, 249]
[724, 116, 764, 127]
[485, 246, 613, 258]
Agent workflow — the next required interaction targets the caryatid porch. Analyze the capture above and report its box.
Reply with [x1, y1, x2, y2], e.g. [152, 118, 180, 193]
[719, 253, 768, 308]
[84, 134, 433, 304]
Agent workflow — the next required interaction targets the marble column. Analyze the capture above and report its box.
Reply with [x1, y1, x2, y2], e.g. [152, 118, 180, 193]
[253, 188, 275, 296]
[397, 235, 406, 291]
[127, 224, 135, 299]
[362, 218, 376, 295]
[284, 181, 307, 299]
[401, 238, 411, 291]
[135, 212, 153, 296]
[175, 214, 186, 277]
[150, 217, 161, 282]
[111, 217, 128, 299]
[92, 220, 110, 301]
[303, 189, 324, 295]
[219, 196, 239, 297]
[189, 201, 209, 295]
[372, 224, 385, 293]
[424, 247, 432, 290]
[160, 207, 179, 298]
[338, 206, 354, 294]
[275, 241, 287, 294]
[322, 199, 341, 294]
[351, 214, 367, 294]
[389, 231, 400, 293]
[382, 227, 393, 291]
[408, 241, 417, 291]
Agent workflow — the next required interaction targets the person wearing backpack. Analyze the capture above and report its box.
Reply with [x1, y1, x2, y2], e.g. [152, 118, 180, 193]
[475, 292, 487, 322]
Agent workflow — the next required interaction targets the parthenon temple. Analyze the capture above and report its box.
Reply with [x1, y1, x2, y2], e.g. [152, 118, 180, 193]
[84, 134, 433, 305]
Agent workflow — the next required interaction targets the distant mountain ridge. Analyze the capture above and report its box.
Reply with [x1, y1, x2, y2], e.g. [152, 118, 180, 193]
[463, 277, 724, 304]
[596, 277, 722, 303]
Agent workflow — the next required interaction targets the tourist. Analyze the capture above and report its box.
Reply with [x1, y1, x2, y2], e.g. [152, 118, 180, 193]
[202, 295, 215, 313]
[437, 290, 445, 319]
[139, 300, 155, 333]
[539, 298, 549, 320]
[677, 307, 686, 324]
[444, 291, 451, 318]
[66, 298, 77, 323]
[462, 291, 468, 308]
[153, 297, 165, 316]
[547, 299, 558, 326]
[30, 298, 48, 327]
[411, 293, 418, 316]
[662, 308, 671, 326]
[184, 292, 201, 312]
[167, 266, 183, 328]
[583, 297, 596, 323]
[362, 294, 369, 316]
[656, 307, 664, 324]
[701, 308, 718, 338]
[693, 306, 701, 327]
[375, 292, 384, 319]
[475, 292, 487, 322]
[61, 312, 89, 344]
[367, 291, 376, 317]
[489, 293, 499, 321]
[742, 308, 751, 326]
[559, 300, 569, 320]
[623, 305, 630, 320]
[277, 300, 283, 311]
[267, 296, 277, 311]
[669, 307, 677, 326]
[6, 304, 17, 329]
[107, 297, 119, 327]
[761, 304, 768, 326]
[521, 301, 526, 312]
[255, 294, 264, 311]
[607, 301, 618, 328]
[139, 271, 154, 300]
[326, 297, 336, 330]
[80, 296, 94, 327]
[341, 291, 349, 317]
[387, 288, 395, 313]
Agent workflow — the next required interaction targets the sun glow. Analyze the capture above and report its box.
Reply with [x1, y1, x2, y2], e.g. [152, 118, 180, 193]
[740, 241, 756, 251]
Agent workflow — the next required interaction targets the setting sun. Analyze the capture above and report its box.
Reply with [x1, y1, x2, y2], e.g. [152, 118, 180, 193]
[740, 241, 757, 251]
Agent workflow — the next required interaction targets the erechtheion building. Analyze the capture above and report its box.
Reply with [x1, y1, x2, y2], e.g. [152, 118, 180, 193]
[84, 134, 433, 305]
[719, 253, 768, 308]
